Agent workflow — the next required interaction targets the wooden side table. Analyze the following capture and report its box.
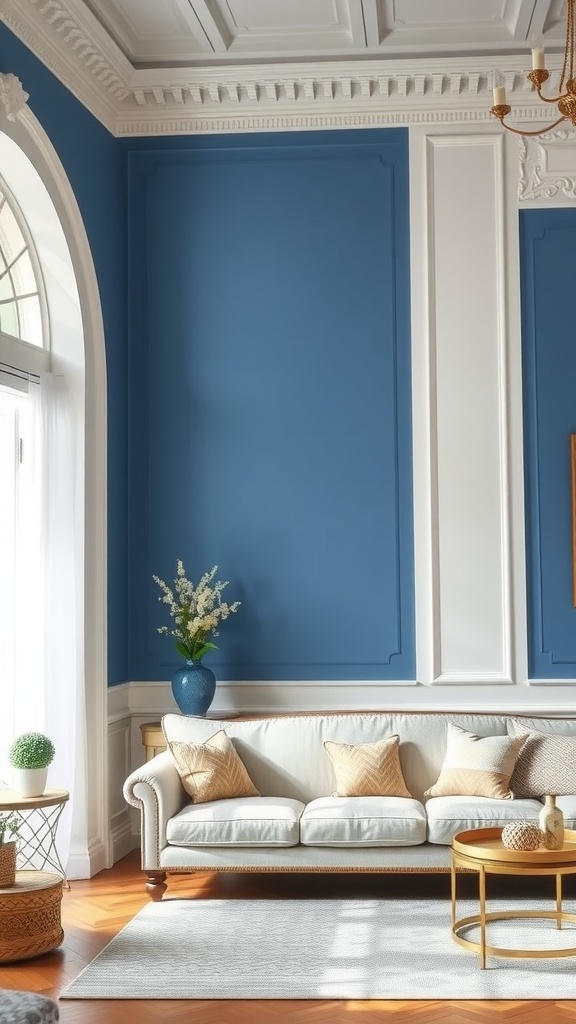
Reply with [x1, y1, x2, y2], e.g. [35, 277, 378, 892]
[140, 722, 166, 761]
[0, 870, 64, 962]
[0, 788, 69, 881]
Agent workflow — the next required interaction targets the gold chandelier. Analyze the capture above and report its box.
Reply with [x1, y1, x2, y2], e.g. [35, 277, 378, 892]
[491, 0, 576, 136]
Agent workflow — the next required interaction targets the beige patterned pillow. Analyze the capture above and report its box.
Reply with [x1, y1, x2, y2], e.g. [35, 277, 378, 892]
[324, 735, 412, 798]
[167, 730, 260, 803]
[508, 720, 576, 797]
[424, 723, 526, 800]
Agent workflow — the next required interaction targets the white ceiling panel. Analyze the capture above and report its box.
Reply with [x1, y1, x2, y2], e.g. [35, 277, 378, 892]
[83, 0, 214, 61]
[71, 0, 565, 66]
[197, 0, 364, 55]
[374, 0, 562, 52]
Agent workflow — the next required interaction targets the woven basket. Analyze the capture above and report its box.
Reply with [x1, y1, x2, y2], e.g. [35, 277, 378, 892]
[0, 871, 63, 963]
[501, 821, 542, 851]
[0, 841, 16, 887]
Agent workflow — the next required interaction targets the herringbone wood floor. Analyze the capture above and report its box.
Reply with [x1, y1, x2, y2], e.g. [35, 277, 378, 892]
[1, 852, 576, 1023]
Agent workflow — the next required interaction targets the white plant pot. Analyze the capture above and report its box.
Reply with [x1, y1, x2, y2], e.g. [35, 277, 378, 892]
[13, 767, 48, 798]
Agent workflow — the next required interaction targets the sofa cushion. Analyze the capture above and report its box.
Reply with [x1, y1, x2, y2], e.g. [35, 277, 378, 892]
[166, 796, 305, 847]
[166, 730, 260, 803]
[424, 723, 525, 800]
[426, 795, 544, 845]
[300, 796, 427, 847]
[508, 721, 576, 797]
[324, 735, 412, 798]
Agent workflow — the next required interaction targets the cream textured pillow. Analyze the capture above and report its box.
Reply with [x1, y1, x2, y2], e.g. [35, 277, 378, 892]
[424, 723, 526, 800]
[324, 735, 412, 798]
[167, 730, 260, 804]
[508, 720, 576, 797]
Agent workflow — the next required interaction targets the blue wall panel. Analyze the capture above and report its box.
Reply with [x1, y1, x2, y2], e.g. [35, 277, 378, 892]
[127, 130, 414, 681]
[521, 209, 576, 676]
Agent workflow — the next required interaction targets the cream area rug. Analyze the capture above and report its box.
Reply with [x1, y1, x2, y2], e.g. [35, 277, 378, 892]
[61, 896, 576, 1000]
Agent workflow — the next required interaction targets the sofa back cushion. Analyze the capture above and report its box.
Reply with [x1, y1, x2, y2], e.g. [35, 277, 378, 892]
[162, 712, 527, 802]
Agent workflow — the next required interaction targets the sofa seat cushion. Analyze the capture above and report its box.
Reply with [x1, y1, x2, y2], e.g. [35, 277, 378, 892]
[166, 796, 305, 847]
[300, 796, 427, 848]
[426, 795, 544, 845]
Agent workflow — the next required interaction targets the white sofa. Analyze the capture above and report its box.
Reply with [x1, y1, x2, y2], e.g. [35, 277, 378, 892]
[123, 710, 576, 899]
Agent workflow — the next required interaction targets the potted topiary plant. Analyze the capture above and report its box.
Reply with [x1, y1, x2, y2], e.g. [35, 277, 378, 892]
[0, 810, 19, 886]
[9, 732, 55, 798]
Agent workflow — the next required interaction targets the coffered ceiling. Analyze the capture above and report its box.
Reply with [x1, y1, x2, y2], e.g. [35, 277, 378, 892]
[0, 0, 569, 135]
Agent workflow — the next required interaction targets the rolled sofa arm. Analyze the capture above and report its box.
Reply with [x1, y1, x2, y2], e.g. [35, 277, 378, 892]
[123, 750, 185, 867]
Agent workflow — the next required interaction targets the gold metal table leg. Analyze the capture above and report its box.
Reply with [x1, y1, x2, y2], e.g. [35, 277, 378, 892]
[451, 855, 456, 927]
[479, 864, 486, 969]
[557, 872, 563, 930]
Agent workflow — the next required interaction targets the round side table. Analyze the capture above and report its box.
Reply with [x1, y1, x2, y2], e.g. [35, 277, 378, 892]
[451, 826, 576, 968]
[0, 788, 69, 884]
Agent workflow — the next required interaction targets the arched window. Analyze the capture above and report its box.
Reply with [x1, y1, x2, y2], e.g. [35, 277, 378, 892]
[0, 93, 108, 879]
[0, 175, 46, 348]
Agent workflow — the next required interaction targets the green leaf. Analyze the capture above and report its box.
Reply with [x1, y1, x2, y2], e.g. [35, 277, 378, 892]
[175, 640, 192, 660]
[193, 642, 218, 661]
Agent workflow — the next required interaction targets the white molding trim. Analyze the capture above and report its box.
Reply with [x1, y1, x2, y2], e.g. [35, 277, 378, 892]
[11, 98, 110, 874]
[519, 130, 576, 206]
[0, 2, 569, 137]
[0, 72, 28, 120]
[111, 680, 576, 717]
[409, 125, 527, 687]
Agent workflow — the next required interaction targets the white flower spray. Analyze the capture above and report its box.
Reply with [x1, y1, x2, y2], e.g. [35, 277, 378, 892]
[153, 561, 240, 662]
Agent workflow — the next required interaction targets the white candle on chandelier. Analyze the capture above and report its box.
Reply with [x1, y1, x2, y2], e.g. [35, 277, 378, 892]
[530, 35, 545, 70]
[491, 69, 506, 106]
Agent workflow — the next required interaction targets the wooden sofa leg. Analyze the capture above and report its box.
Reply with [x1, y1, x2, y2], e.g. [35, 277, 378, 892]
[145, 871, 167, 901]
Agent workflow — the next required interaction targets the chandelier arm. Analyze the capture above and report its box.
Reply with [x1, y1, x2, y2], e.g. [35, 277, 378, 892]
[535, 89, 569, 104]
[496, 114, 568, 136]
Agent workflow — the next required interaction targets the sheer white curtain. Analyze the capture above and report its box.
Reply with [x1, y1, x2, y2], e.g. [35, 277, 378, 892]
[12, 373, 88, 871]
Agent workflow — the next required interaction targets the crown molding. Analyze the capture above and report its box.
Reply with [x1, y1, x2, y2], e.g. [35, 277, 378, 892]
[0, 0, 569, 137]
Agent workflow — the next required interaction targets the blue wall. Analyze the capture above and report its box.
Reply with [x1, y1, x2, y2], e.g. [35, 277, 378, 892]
[521, 209, 576, 677]
[0, 22, 129, 683]
[126, 131, 415, 681]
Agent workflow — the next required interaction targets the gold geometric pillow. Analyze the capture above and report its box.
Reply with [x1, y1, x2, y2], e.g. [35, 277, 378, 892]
[424, 723, 526, 801]
[167, 730, 260, 804]
[324, 735, 412, 798]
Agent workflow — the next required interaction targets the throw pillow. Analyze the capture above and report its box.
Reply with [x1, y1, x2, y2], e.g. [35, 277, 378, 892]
[323, 735, 413, 798]
[167, 730, 260, 803]
[424, 723, 526, 800]
[508, 720, 576, 797]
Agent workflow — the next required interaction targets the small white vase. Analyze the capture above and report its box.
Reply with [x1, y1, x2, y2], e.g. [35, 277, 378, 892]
[13, 766, 48, 798]
[539, 794, 564, 850]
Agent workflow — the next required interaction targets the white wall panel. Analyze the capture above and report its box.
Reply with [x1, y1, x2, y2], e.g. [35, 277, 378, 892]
[410, 126, 527, 686]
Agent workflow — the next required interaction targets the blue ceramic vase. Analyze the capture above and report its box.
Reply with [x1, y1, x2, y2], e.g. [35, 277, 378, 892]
[171, 660, 216, 717]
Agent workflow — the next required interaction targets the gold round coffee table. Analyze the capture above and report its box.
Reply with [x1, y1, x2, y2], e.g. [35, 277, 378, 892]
[451, 826, 576, 968]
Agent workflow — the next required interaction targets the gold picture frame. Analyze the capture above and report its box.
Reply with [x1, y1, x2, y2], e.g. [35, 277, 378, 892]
[572, 435, 576, 607]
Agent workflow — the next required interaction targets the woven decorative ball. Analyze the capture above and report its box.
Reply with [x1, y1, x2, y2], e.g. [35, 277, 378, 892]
[501, 821, 542, 851]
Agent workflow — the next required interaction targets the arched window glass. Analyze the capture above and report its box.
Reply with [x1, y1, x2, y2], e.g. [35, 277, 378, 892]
[0, 177, 46, 348]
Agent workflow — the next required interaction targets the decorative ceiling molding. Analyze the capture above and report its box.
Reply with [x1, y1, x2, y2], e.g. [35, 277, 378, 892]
[0, 0, 568, 137]
[519, 130, 576, 206]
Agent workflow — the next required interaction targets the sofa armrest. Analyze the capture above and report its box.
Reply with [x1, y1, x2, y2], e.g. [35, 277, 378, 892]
[123, 751, 186, 868]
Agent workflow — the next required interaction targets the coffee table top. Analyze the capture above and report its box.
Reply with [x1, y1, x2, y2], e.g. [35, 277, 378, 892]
[453, 826, 576, 866]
